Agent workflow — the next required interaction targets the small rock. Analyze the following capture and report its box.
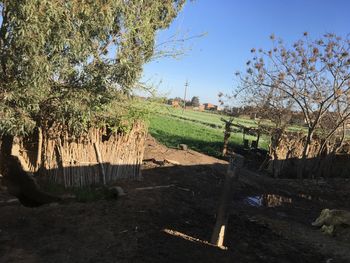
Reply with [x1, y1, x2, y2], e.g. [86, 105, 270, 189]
[6, 198, 19, 204]
[179, 144, 188, 151]
[109, 186, 126, 198]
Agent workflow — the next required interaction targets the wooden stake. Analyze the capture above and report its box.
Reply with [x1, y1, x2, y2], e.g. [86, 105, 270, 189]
[211, 153, 244, 247]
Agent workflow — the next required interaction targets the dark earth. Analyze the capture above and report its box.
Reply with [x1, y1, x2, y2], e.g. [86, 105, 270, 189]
[0, 136, 350, 263]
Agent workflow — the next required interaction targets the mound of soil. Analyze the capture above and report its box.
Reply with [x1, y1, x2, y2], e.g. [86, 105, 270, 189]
[0, 136, 349, 262]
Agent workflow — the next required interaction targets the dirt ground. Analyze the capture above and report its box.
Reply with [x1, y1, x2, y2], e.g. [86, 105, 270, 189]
[1, 136, 350, 263]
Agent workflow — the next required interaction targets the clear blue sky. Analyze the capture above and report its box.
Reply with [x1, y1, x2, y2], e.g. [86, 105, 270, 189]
[141, 0, 350, 105]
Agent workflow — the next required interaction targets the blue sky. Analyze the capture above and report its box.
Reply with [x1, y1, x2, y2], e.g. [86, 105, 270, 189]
[141, 0, 350, 105]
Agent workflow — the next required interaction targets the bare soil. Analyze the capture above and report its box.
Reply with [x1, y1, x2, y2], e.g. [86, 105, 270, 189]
[0, 136, 350, 263]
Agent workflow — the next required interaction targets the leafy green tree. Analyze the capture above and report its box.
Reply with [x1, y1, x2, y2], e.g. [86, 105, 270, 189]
[0, 0, 185, 136]
[191, 96, 200, 107]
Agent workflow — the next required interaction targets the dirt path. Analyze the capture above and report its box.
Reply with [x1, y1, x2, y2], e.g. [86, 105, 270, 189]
[0, 136, 349, 262]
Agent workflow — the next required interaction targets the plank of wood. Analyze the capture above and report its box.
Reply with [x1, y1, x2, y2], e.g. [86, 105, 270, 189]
[135, 184, 175, 191]
[163, 229, 227, 250]
[164, 159, 180, 165]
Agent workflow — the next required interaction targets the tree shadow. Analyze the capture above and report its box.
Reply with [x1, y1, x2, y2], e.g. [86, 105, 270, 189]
[0, 161, 332, 263]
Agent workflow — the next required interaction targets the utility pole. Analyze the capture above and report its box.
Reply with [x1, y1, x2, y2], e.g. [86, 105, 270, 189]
[182, 80, 188, 114]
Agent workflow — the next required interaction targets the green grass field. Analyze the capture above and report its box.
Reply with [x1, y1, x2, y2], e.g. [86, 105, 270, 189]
[148, 105, 308, 158]
[159, 106, 306, 131]
[148, 107, 270, 157]
[160, 106, 270, 128]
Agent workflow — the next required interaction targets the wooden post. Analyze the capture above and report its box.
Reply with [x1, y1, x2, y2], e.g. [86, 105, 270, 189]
[35, 127, 43, 172]
[94, 142, 106, 185]
[243, 139, 249, 149]
[256, 130, 260, 148]
[211, 153, 244, 248]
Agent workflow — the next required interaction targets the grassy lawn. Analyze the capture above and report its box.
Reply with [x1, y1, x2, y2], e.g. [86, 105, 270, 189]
[148, 114, 269, 158]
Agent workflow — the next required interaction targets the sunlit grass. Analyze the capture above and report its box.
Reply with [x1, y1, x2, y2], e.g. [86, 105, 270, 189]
[158, 105, 306, 133]
[148, 114, 269, 158]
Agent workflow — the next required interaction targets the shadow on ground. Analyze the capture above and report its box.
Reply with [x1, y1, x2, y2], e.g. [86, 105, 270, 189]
[1, 160, 350, 263]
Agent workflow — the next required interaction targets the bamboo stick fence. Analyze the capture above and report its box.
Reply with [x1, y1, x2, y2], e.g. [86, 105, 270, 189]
[12, 121, 147, 188]
[267, 130, 350, 178]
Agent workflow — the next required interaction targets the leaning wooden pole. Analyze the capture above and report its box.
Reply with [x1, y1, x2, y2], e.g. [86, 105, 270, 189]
[211, 153, 244, 248]
[94, 142, 106, 185]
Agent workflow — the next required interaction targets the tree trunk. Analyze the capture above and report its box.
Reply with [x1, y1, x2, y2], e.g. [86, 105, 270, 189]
[297, 129, 313, 179]
[0, 135, 60, 206]
[222, 132, 231, 156]
[222, 119, 233, 157]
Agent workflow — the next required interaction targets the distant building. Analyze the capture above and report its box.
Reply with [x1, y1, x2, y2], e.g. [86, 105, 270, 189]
[168, 99, 180, 107]
[171, 100, 180, 107]
[203, 103, 223, 111]
[203, 103, 216, 110]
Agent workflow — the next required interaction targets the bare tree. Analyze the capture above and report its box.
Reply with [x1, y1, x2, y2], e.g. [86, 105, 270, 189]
[237, 33, 350, 178]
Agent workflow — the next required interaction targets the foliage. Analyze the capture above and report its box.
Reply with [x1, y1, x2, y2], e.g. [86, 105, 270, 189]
[0, 0, 185, 136]
[191, 96, 200, 107]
